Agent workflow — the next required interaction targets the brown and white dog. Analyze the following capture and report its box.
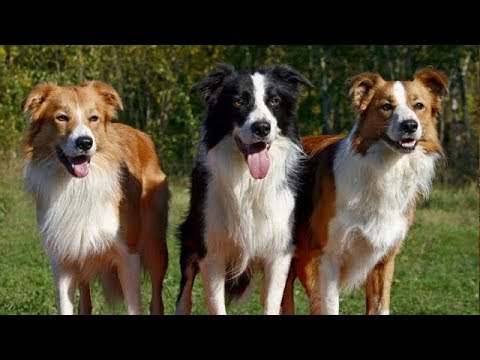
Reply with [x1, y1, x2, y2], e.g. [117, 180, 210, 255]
[281, 68, 448, 315]
[23, 81, 169, 315]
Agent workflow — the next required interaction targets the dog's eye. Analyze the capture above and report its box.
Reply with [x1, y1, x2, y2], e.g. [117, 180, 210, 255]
[269, 97, 280, 107]
[89, 115, 99, 122]
[233, 99, 244, 108]
[414, 102, 425, 110]
[56, 115, 69, 122]
[381, 103, 393, 111]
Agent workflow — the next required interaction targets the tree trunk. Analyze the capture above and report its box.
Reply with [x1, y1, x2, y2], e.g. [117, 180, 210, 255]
[333, 100, 341, 134]
[319, 50, 331, 134]
[384, 45, 395, 80]
[438, 105, 445, 145]
[459, 53, 471, 173]
[77, 46, 84, 82]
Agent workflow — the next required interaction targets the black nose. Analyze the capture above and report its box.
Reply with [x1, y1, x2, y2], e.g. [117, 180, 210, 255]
[400, 119, 418, 134]
[76, 136, 93, 151]
[251, 121, 271, 138]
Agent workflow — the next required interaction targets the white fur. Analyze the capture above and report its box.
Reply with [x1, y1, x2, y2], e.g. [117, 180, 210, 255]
[202, 134, 302, 314]
[66, 124, 97, 156]
[311, 255, 341, 315]
[24, 155, 124, 267]
[76, 105, 84, 124]
[116, 253, 142, 315]
[235, 73, 278, 144]
[198, 256, 227, 315]
[262, 252, 295, 314]
[51, 262, 76, 315]
[310, 122, 439, 314]
[25, 153, 147, 314]
[387, 82, 422, 142]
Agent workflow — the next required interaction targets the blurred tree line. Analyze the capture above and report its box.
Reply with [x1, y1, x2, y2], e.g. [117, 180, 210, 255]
[0, 45, 478, 184]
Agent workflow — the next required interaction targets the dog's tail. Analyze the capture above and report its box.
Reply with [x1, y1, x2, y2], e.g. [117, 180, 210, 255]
[225, 268, 254, 304]
[100, 268, 124, 305]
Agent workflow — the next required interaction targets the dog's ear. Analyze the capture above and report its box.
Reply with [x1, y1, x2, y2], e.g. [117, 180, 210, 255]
[270, 64, 313, 94]
[21, 83, 56, 122]
[85, 81, 123, 119]
[192, 63, 235, 104]
[346, 72, 384, 113]
[413, 67, 449, 116]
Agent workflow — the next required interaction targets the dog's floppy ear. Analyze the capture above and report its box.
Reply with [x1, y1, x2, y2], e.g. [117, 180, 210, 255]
[413, 67, 449, 116]
[192, 63, 235, 104]
[84, 81, 123, 119]
[270, 64, 313, 94]
[21, 83, 56, 122]
[346, 72, 384, 113]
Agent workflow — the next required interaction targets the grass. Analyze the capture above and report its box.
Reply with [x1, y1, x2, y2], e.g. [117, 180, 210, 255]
[0, 160, 478, 315]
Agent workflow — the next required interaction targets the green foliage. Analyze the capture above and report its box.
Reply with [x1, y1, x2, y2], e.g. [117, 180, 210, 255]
[0, 45, 478, 182]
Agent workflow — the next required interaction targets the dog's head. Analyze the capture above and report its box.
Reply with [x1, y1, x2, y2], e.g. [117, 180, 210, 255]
[346, 67, 448, 155]
[193, 63, 311, 179]
[23, 81, 123, 178]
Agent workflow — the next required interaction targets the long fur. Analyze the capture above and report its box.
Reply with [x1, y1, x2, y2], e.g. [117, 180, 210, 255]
[331, 125, 440, 290]
[205, 135, 304, 279]
[283, 68, 448, 315]
[23, 81, 169, 314]
[175, 64, 311, 314]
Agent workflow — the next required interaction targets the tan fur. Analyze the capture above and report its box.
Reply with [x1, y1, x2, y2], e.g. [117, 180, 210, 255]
[282, 68, 448, 314]
[23, 82, 169, 314]
[365, 206, 416, 314]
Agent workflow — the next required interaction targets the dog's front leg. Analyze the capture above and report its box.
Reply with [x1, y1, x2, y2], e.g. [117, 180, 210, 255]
[262, 251, 293, 315]
[51, 261, 77, 315]
[117, 252, 142, 315]
[199, 253, 227, 315]
[365, 243, 401, 315]
[309, 255, 341, 315]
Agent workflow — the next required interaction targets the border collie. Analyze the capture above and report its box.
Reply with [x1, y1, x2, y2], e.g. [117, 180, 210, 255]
[281, 68, 448, 314]
[23, 81, 169, 314]
[175, 63, 311, 314]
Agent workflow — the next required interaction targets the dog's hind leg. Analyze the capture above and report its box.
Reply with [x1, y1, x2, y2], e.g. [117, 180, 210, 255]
[280, 260, 296, 315]
[143, 182, 169, 315]
[175, 252, 198, 315]
[175, 209, 203, 315]
[149, 251, 168, 315]
[78, 281, 92, 315]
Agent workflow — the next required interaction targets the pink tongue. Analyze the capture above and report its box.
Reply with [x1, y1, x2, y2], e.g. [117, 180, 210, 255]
[71, 157, 90, 178]
[246, 143, 270, 179]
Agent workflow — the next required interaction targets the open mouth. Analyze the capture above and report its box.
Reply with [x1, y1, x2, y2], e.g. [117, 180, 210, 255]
[381, 134, 417, 154]
[234, 136, 271, 179]
[55, 146, 91, 178]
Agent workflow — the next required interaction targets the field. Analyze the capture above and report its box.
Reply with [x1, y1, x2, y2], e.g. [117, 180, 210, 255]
[0, 160, 478, 315]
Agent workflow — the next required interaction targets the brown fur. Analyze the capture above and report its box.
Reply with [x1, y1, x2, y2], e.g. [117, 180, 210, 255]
[282, 68, 448, 314]
[23, 81, 169, 314]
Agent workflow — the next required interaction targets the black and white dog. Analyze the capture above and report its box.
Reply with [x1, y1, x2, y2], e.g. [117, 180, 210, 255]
[175, 64, 311, 315]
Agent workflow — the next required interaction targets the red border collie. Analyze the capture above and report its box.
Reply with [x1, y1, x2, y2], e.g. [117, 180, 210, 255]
[23, 81, 169, 315]
[281, 68, 448, 315]
[175, 64, 311, 314]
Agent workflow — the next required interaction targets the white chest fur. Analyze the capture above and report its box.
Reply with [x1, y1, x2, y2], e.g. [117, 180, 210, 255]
[25, 160, 122, 263]
[327, 136, 438, 289]
[204, 136, 302, 274]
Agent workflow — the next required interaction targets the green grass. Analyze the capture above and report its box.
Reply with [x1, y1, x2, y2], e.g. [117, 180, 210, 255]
[0, 161, 478, 315]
